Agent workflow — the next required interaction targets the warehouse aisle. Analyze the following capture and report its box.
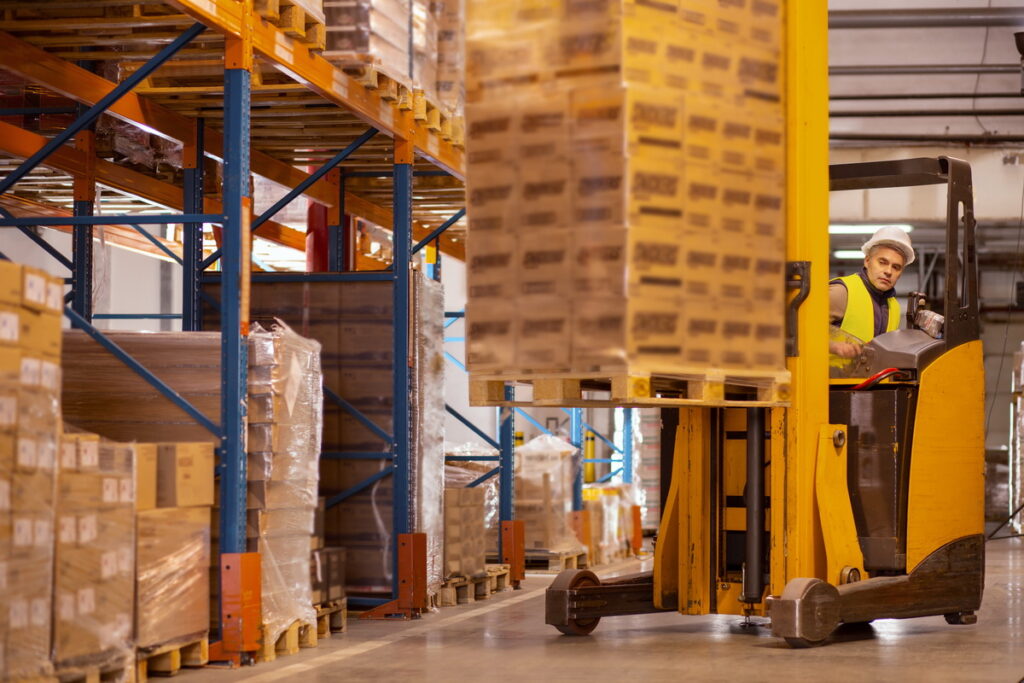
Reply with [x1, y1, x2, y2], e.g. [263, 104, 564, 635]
[191, 540, 1024, 682]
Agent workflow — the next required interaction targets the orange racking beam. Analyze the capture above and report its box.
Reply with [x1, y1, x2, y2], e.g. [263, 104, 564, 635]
[0, 119, 306, 252]
[164, 0, 465, 178]
[0, 30, 464, 260]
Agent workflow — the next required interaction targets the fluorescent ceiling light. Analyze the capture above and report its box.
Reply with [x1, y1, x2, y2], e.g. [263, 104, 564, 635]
[833, 250, 867, 259]
[829, 223, 914, 235]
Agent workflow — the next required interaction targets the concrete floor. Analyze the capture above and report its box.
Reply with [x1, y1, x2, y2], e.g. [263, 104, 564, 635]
[190, 539, 1024, 682]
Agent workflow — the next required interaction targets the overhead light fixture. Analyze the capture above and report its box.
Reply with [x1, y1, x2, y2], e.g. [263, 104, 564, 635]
[829, 223, 914, 235]
[833, 250, 867, 259]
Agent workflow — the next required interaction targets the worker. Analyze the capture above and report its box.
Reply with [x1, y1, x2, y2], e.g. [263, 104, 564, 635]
[829, 226, 915, 358]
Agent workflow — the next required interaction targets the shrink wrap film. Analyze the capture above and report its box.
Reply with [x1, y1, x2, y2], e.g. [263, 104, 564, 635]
[516, 435, 584, 554]
[247, 322, 322, 645]
[203, 275, 442, 597]
[135, 507, 210, 649]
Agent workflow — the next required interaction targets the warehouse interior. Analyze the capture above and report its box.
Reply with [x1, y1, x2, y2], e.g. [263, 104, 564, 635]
[0, 0, 1022, 680]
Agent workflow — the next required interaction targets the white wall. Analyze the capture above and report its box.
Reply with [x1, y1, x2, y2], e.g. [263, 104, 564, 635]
[0, 227, 180, 332]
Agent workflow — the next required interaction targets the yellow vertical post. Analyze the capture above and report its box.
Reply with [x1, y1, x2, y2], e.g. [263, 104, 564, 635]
[771, 0, 831, 595]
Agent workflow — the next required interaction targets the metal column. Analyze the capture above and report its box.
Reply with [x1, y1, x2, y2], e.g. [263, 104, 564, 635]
[217, 57, 251, 561]
[71, 113, 96, 321]
[497, 386, 515, 558]
[571, 408, 584, 512]
[391, 139, 414, 596]
[183, 118, 205, 331]
[622, 407, 634, 484]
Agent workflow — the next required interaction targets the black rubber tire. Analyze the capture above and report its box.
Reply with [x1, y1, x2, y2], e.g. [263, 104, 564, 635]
[551, 569, 602, 636]
[785, 636, 829, 649]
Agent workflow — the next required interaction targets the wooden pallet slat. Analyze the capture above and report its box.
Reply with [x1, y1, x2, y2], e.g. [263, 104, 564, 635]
[257, 619, 318, 664]
[136, 635, 209, 682]
[469, 368, 791, 409]
[314, 598, 348, 638]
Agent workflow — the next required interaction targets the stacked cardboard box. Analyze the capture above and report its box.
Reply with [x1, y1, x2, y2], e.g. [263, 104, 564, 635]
[582, 484, 636, 565]
[52, 434, 136, 676]
[203, 277, 444, 598]
[443, 487, 485, 578]
[325, 0, 411, 78]
[434, 0, 464, 117]
[515, 435, 583, 553]
[136, 442, 213, 650]
[0, 261, 63, 679]
[311, 547, 347, 605]
[465, 0, 786, 377]
[245, 326, 321, 646]
[324, 0, 440, 102]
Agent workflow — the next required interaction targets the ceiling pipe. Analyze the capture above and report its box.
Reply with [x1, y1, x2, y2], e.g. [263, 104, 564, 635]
[831, 133, 1024, 143]
[830, 108, 1024, 117]
[831, 64, 1017, 76]
[831, 92, 1022, 100]
[829, 8, 1024, 29]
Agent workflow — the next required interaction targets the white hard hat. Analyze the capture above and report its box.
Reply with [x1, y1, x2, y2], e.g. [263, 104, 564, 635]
[862, 226, 915, 266]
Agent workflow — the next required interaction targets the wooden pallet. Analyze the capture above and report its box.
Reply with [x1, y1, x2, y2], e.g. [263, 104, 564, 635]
[254, 0, 326, 50]
[482, 564, 511, 596]
[524, 549, 589, 573]
[469, 369, 791, 409]
[315, 598, 348, 638]
[319, 57, 466, 148]
[257, 619, 318, 664]
[136, 635, 208, 681]
[438, 575, 488, 607]
[55, 652, 133, 683]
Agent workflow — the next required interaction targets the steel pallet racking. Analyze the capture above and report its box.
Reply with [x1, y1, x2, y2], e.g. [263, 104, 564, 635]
[0, 0, 466, 648]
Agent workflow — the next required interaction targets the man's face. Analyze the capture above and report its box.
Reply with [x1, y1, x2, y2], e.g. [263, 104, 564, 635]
[863, 245, 906, 292]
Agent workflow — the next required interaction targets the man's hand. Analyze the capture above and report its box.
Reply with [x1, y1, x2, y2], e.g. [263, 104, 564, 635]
[830, 341, 862, 358]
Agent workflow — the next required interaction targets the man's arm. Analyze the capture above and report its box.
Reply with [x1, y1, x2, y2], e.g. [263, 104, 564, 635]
[828, 283, 861, 358]
[829, 282, 847, 325]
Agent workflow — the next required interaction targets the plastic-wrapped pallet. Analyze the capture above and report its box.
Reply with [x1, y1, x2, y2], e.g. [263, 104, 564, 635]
[136, 506, 210, 648]
[465, 0, 786, 379]
[53, 434, 136, 678]
[443, 486, 485, 578]
[0, 261, 64, 679]
[324, 0, 440, 103]
[247, 322, 322, 646]
[324, 0, 411, 78]
[516, 435, 584, 554]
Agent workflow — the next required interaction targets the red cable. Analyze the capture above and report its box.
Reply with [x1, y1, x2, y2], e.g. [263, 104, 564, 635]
[851, 367, 901, 391]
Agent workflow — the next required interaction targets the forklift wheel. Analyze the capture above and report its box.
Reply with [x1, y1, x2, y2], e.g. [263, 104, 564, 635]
[784, 636, 829, 649]
[551, 569, 602, 636]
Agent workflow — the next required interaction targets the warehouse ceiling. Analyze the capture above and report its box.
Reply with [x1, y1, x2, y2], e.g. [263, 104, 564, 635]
[829, 1, 1024, 144]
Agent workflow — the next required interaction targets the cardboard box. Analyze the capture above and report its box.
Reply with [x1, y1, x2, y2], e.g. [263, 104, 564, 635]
[0, 304, 19, 347]
[135, 443, 157, 511]
[0, 260, 21, 306]
[467, 231, 517, 302]
[517, 298, 572, 371]
[157, 442, 214, 508]
[518, 228, 572, 298]
[19, 309, 61, 357]
[465, 302, 517, 374]
[20, 266, 49, 312]
[135, 506, 210, 648]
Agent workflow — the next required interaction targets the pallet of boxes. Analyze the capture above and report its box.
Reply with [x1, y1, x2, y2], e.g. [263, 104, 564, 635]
[464, 0, 788, 403]
[0, 261, 63, 680]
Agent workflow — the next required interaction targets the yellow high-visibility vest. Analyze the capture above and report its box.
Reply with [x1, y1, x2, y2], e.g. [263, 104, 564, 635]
[832, 273, 900, 343]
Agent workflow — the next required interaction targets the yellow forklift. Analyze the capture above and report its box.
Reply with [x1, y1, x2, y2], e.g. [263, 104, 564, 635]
[545, 6, 984, 647]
